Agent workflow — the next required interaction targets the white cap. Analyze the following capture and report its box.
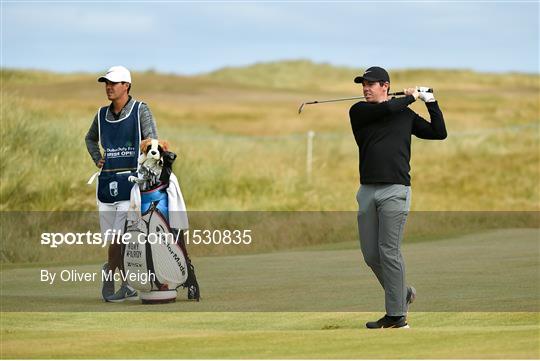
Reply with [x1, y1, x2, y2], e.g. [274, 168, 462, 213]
[97, 65, 131, 83]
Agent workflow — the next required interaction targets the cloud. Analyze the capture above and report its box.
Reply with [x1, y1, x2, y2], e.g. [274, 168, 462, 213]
[4, 3, 155, 34]
[2, 2, 538, 73]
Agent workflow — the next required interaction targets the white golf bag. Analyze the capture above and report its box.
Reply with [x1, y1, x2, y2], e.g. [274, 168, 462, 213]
[123, 203, 189, 304]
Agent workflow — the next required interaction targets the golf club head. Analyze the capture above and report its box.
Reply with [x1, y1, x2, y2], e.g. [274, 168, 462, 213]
[298, 102, 306, 114]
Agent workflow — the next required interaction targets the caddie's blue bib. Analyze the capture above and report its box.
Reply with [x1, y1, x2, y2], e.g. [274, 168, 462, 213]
[97, 101, 141, 203]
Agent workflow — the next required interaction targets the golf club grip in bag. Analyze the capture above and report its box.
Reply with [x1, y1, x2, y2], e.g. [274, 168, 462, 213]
[123, 206, 188, 293]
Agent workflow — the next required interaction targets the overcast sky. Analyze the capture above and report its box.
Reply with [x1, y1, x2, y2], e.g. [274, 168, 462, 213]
[2, 1, 538, 74]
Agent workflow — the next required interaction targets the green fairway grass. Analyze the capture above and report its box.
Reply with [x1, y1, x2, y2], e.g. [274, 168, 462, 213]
[1, 229, 539, 358]
[1, 312, 539, 359]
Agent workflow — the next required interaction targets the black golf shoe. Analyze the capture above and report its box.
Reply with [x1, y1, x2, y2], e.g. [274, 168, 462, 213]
[406, 286, 416, 305]
[366, 315, 409, 329]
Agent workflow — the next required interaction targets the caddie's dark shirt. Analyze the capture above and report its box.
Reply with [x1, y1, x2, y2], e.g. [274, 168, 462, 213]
[349, 95, 447, 186]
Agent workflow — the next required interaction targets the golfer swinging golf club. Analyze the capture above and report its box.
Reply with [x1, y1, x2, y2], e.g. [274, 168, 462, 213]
[350, 66, 447, 328]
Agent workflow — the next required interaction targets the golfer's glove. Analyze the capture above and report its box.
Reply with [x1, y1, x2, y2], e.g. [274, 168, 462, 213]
[417, 86, 435, 103]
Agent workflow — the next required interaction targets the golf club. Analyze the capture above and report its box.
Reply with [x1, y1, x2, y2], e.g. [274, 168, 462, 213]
[298, 88, 433, 114]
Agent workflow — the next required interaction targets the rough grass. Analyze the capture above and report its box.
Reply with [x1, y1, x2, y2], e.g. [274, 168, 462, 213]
[1, 62, 539, 212]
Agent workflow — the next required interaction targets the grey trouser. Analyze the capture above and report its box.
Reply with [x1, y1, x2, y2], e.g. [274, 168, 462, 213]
[356, 184, 412, 316]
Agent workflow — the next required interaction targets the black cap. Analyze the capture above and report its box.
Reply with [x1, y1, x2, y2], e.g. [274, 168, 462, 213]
[354, 66, 390, 84]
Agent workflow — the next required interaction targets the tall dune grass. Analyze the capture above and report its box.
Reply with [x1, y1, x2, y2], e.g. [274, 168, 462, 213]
[1, 63, 538, 212]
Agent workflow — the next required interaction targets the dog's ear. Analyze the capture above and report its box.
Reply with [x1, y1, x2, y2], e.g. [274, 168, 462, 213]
[158, 140, 170, 153]
[140, 138, 154, 154]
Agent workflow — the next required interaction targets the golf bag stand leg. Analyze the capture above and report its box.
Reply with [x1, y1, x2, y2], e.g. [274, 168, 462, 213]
[173, 228, 200, 301]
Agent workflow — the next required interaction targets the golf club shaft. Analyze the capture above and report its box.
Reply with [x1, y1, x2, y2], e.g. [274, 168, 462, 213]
[298, 88, 434, 113]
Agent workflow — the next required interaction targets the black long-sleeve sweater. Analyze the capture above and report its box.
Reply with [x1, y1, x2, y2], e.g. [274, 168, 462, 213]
[349, 95, 447, 186]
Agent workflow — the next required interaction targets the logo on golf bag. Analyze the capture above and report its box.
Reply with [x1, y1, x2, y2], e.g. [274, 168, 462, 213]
[109, 181, 118, 197]
[165, 242, 187, 276]
[123, 205, 188, 294]
[125, 242, 143, 259]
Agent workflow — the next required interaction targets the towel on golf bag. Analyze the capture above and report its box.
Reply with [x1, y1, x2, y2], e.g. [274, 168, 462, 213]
[123, 202, 189, 292]
[127, 172, 189, 230]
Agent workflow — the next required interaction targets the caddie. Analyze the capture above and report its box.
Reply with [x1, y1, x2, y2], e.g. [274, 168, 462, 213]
[349, 66, 447, 328]
[85, 65, 158, 302]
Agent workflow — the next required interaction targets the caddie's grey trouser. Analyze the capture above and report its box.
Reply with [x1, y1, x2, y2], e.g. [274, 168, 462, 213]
[356, 184, 412, 316]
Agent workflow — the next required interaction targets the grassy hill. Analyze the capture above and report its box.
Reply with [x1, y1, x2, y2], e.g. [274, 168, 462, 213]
[1, 61, 539, 212]
[207, 59, 537, 92]
[207, 59, 356, 90]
